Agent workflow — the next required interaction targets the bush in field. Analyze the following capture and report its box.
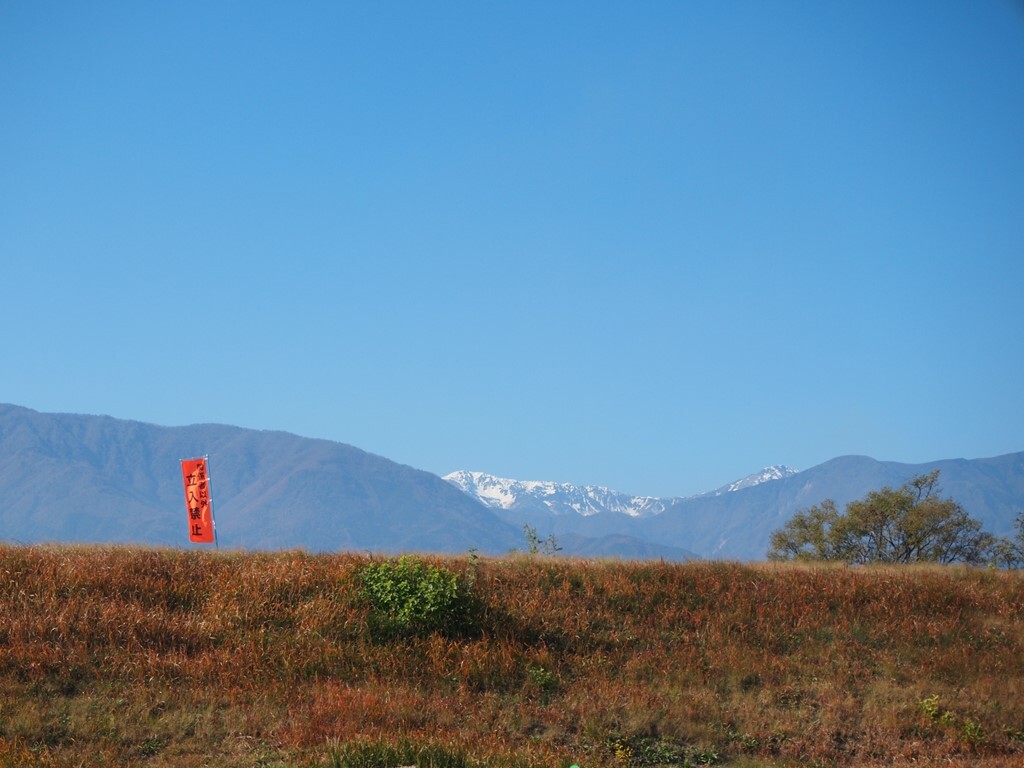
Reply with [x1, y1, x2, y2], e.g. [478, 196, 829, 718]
[358, 556, 477, 638]
[606, 735, 721, 767]
[522, 524, 561, 555]
[326, 739, 470, 768]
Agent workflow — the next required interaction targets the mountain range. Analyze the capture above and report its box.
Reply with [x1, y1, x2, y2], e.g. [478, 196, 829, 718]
[2, 403, 1022, 560]
[443, 466, 800, 519]
[0, 403, 520, 554]
[447, 455, 1024, 560]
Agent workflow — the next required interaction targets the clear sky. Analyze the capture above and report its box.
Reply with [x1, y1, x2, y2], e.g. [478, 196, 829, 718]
[2, 1, 1022, 498]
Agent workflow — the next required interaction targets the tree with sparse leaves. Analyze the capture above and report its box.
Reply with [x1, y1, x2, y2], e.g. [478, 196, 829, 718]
[768, 470, 994, 565]
[987, 512, 1024, 568]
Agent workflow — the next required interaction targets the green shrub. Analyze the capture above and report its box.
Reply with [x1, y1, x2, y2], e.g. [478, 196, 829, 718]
[526, 664, 557, 694]
[325, 738, 471, 768]
[918, 694, 957, 727]
[605, 735, 720, 767]
[960, 719, 985, 747]
[358, 557, 476, 638]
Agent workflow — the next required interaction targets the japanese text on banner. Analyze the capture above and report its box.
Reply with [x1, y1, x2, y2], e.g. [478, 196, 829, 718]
[181, 457, 215, 543]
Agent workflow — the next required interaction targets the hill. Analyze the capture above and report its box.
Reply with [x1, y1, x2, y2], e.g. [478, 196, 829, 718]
[449, 455, 1024, 560]
[2, 547, 1023, 767]
[637, 452, 1024, 559]
[2, 403, 1021, 559]
[0, 403, 521, 554]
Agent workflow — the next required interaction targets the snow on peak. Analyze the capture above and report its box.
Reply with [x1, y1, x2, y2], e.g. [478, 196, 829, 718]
[442, 470, 666, 518]
[444, 465, 800, 518]
[712, 465, 799, 495]
[443, 470, 522, 510]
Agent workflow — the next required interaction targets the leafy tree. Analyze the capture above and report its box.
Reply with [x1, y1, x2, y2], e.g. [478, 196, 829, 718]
[767, 498, 842, 561]
[1013, 512, 1024, 561]
[988, 512, 1024, 568]
[768, 470, 993, 565]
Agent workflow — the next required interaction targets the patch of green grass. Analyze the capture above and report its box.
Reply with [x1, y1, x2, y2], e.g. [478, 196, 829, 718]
[324, 739, 471, 768]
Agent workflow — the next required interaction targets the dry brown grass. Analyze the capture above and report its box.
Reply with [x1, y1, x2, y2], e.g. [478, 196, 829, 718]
[0, 546, 1022, 767]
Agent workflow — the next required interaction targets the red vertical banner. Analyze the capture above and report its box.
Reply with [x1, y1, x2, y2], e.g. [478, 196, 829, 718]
[181, 457, 215, 543]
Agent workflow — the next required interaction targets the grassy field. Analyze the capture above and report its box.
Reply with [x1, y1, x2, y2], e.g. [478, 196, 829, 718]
[1, 546, 1022, 767]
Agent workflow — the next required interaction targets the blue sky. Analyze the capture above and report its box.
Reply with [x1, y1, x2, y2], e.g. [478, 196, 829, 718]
[2, 1, 1022, 497]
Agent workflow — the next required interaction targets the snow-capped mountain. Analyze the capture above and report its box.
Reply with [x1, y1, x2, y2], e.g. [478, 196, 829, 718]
[707, 465, 799, 496]
[4, 404, 1022, 561]
[443, 465, 799, 520]
[443, 470, 670, 518]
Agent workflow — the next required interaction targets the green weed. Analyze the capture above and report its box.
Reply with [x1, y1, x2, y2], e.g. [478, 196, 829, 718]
[358, 556, 477, 639]
[324, 738, 471, 768]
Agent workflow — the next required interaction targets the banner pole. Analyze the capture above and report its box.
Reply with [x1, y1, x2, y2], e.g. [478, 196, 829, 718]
[206, 454, 219, 550]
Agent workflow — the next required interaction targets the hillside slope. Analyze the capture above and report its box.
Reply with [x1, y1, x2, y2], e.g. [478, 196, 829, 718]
[0, 404, 521, 553]
[447, 454, 1024, 560]
[637, 452, 1024, 559]
[2, 548, 1023, 767]
[3, 404, 1021, 560]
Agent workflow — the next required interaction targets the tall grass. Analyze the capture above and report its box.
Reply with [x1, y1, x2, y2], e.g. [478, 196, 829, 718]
[0, 547, 1022, 766]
